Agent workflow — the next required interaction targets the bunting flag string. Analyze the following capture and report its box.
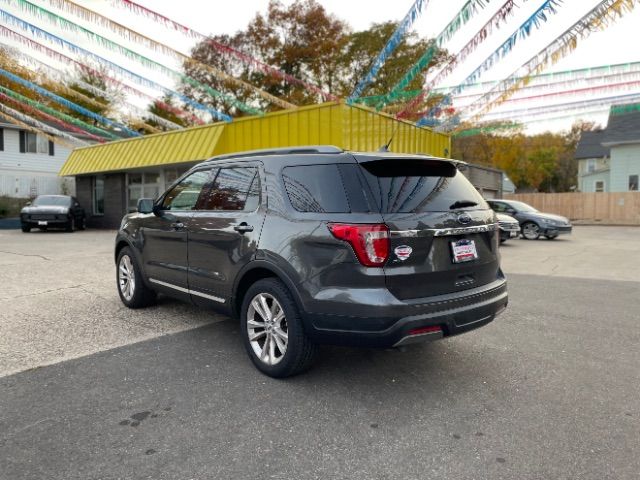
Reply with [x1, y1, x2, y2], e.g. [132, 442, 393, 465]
[3, 1, 264, 116]
[397, 0, 520, 118]
[348, 0, 430, 102]
[455, 0, 639, 128]
[37, 0, 296, 110]
[114, 0, 337, 101]
[0, 85, 120, 140]
[356, 90, 422, 106]
[0, 108, 79, 149]
[2, 37, 201, 127]
[0, 11, 232, 123]
[0, 102, 88, 147]
[431, 60, 640, 94]
[450, 69, 640, 104]
[0, 91, 108, 142]
[0, 67, 142, 136]
[375, 0, 490, 108]
[414, 0, 564, 124]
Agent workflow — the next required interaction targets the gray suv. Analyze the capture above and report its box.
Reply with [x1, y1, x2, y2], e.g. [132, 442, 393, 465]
[115, 146, 508, 377]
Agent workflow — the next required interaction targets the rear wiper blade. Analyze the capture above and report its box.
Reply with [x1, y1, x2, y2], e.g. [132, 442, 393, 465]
[449, 200, 478, 209]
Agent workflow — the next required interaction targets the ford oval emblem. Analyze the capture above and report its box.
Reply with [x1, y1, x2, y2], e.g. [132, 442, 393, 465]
[457, 213, 472, 225]
[394, 245, 413, 261]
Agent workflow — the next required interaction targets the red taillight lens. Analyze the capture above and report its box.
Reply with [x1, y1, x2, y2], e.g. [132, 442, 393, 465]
[408, 325, 442, 336]
[327, 223, 390, 267]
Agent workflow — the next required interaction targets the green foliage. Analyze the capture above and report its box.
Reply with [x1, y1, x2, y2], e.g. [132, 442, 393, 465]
[0, 196, 29, 218]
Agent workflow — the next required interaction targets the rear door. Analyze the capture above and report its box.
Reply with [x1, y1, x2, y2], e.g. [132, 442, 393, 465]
[187, 163, 266, 308]
[355, 156, 500, 300]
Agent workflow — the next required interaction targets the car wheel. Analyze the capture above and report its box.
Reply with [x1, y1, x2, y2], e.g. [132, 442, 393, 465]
[21, 224, 31, 233]
[66, 216, 75, 232]
[78, 217, 86, 230]
[521, 222, 540, 240]
[116, 247, 157, 308]
[545, 234, 558, 240]
[241, 278, 316, 378]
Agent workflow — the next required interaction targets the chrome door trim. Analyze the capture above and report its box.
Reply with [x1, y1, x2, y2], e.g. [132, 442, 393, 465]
[149, 278, 225, 303]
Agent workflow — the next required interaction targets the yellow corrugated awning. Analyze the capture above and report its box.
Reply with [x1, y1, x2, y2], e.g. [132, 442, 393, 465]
[59, 123, 225, 176]
[59, 103, 451, 176]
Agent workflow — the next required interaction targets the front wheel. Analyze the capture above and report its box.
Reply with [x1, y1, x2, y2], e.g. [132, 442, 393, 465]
[521, 222, 540, 240]
[116, 247, 157, 308]
[21, 224, 31, 233]
[241, 278, 316, 378]
[66, 216, 75, 232]
[77, 217, 86, 230]
[545, 234, 558, 240]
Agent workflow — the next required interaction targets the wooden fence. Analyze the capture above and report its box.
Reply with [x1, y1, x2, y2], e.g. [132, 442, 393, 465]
[505, 192, 640, 225]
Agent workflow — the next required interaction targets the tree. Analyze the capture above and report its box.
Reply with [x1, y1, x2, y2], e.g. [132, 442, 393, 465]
[181, 0, 449, 116]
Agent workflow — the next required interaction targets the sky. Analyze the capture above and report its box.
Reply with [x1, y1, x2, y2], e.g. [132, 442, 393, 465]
[2, 0, 640, 133]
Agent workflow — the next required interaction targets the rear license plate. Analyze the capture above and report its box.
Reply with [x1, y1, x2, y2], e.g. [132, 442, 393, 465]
[451, 239, 478, 263]
[38, 220, 48, 226]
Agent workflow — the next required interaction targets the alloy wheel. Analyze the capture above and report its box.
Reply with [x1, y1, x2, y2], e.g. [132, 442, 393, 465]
[247, 293, 288, 366]
[522, 223, 540, 240]
[118, 254, 136, 301]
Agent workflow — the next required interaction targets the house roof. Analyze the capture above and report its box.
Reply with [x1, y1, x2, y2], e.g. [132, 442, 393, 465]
[575, 130, 609, 160]
[601, 104, 640, 146]
[59, 102, 451, 176]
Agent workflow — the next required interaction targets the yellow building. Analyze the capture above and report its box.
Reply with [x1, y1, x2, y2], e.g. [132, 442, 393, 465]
[60, 102, 451, 227]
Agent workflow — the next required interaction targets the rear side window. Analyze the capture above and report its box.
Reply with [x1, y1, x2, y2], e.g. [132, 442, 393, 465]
[283, 165, 351, 213]
[359, 159, 487, 213]
[199, 167, 260, 211]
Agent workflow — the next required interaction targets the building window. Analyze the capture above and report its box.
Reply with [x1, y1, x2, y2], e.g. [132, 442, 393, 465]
[594, 180, 605, 193]
[93, 176, 105, 215]
[19, 131, 50, 154]
[630, 175, 639, 191]
[586, 159, 596, 173]
[127, 172, 162, 212]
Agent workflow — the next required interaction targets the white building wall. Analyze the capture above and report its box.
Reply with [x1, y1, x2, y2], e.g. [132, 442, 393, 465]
[610, 143, 640, 192]
[0, 128, 74, 197]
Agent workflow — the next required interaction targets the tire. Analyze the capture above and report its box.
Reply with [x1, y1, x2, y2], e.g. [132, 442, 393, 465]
[521, 222, 540, 240]
[116, 246, 157, 308]
[241, 278, 316, 378]
[66, 216, 75, 232]
[78, 216, 86, 230]
[21, 224, 31, 233]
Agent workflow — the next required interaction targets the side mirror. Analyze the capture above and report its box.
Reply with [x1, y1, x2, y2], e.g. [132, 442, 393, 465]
[506, 208, 516, 215]
[25, 201, 32, 206]
[137, 198, 154, 214]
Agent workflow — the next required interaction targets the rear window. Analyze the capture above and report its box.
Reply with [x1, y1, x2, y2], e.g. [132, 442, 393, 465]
[359, 159, 487, 213]
[283, 164, 351, 213]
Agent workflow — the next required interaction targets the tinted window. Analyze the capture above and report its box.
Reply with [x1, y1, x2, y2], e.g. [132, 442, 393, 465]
[359, 159, 487, 213]
[283, 165, 351, 213]
[162, 170, 211, 210]
[200, 167, 260, 211]
[489, 201, 508, 213]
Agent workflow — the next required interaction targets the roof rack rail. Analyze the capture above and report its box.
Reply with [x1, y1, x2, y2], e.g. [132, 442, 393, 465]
[206, 145, 343, 162]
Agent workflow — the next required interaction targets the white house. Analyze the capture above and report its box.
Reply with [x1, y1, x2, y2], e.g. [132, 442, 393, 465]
[575, 105, 640, 193]
[0, 122, 74, 198]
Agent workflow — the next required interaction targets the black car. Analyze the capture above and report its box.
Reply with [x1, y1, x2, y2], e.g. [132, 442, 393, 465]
[487, 199, 572, 240]
[20, 195, 86, 232]
[115, 146, 508, 377]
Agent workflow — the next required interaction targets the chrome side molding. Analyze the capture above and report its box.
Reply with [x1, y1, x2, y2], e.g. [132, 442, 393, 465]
[391, 223, 498, 237]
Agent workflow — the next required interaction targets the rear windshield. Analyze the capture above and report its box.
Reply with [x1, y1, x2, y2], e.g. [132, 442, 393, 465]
[359, 159, 488, 213]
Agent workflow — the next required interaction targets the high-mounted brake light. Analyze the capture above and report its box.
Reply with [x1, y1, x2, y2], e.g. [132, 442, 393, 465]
[327, 223, 390, 267]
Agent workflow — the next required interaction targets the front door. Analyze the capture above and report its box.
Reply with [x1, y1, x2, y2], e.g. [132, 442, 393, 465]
[187, 164, 266, 309]
[140, 168, 212, 298]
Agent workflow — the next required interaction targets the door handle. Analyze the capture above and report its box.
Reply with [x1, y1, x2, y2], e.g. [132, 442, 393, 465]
[171, 222, 185, 231]
[233, 223, 254, 233]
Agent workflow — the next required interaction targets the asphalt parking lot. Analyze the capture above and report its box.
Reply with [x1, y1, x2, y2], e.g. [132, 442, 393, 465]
[1, 227, 639, 479]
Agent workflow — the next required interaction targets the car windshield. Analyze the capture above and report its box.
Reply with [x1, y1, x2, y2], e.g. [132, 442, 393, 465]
[32, 196, 71, 207]
[507, 200, 538, 213]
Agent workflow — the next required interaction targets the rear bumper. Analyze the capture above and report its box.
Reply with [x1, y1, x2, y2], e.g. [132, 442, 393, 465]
[301, 277, 508, 348]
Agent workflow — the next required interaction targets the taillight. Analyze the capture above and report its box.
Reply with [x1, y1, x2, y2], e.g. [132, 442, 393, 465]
[327, 223, 390, 267]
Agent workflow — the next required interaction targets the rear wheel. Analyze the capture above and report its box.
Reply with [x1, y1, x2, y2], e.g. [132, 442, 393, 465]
[521, 222, 540, 240]
[241, 278, 316, 378]
[116, 247, 156, 308]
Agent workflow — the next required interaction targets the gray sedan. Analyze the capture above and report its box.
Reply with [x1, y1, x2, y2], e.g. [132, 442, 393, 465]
[488, 199, 572, 240]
